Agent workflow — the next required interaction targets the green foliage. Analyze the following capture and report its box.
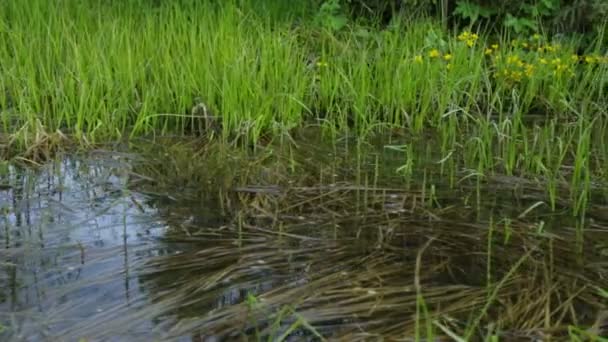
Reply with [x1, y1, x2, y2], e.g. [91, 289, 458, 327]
[453, 0, 560, 34]
[452, 0, 607, 35]
[453, 1, 494, 23]
[314, 0, 348, 31]
[316, 0, 607, 35]
[245, 293, 324, 341]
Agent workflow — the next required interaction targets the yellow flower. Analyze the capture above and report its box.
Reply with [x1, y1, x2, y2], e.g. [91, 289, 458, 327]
[429, 49, 440, 58]
[537, 47, 545, 53]
[443, 53, 453, 61]
[539, 58, 548, 64]
[506, 55, 520, 65]
[545, 45, 555, 52]
[532, 33, 542, 40]
[316, 61, 328, 67]
[485, 48, 493, 55]
[457, 31, 471, 41]
[414, 55, 423, 64]
[522, 42, 529, 48]
[553, 63, 571, 77]
[491, 44, 499, 50]
[511, 71, 523, 81]
[525, 64, 534, 77]
[459, 31, 478, 47]
[551, 58, 561, 65]
[570, 54, 580, 63]
[585, 56, 596, 64]
[446, 62, 452, 70]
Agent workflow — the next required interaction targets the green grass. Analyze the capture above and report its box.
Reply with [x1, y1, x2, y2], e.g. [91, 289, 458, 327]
[0, 0, 607, 215]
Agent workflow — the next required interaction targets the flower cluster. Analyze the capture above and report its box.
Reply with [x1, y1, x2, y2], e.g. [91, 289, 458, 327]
[422, 49, 453, 69]
[457, 31, 479, 47]
[493, 54, 536, 83]
[412, 30, 607, 84]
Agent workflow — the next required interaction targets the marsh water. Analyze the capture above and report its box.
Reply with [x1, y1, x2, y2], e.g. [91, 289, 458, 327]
[1, 137, 607, 341]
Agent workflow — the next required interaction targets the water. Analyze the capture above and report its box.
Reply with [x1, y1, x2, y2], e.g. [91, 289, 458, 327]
[0, 154, 186, 340]
[0, 143, 606, 341]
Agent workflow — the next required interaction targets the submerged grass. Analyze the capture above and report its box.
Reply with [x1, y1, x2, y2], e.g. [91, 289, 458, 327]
[1, 141, 607, 340]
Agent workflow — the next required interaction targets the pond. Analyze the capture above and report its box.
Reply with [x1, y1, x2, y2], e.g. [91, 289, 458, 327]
[1, 138, 607, 340]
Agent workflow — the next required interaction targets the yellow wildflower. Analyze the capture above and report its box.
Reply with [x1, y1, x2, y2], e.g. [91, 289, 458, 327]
[506, 55, 520, 65]
[553, 63, 571, 76]
[316, 61, 328, 67]
[537, 47, 545, 53]
[585, 56, 596, 64]
[443, 53, 453, 61]
[446, 63, 452, 70]
[545, 45, 555, 52]
[459, 31, 478, 47]
[414, 55, 423, 64]
[485, 48, 493, 55]
[525, 64, 534, 77]
[522, 42, 529, 48]
[551, 58, 561, 65]
[532, 33, 542, 40]
[491, 44, 499, 50]
[457, 31, 471, 41]
[539, 58, 548, 64]
[570, 54, 580, 63]
[429, 49, 440, 58]
[511, 71, 523, 81]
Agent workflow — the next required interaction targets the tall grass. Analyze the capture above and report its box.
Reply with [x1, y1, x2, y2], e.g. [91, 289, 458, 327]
[1, 0, 606, 213]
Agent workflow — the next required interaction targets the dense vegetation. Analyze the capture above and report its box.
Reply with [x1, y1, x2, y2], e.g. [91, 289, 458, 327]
[1, 0, 607, 340]
[1, 0, 606, 212]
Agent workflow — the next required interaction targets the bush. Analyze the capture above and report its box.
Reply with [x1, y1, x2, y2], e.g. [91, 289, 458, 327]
[318, 0, 607, 36]
[452, 0, 607, 35]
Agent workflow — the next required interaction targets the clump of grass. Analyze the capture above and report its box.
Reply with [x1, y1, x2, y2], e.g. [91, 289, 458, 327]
[1, 0, 313, 145]
[2, 1, 605, 140]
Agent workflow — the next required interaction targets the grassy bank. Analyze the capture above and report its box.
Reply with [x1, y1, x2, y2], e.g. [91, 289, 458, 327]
[1, 0, 607, 213]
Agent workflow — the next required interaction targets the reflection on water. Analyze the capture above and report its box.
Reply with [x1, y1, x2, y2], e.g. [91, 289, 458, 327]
[0, 154, 184, 340]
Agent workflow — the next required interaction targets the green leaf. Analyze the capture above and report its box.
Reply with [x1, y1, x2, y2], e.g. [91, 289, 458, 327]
[541, 0, 557, 10]
[454, 1, 481, 22]
[328, 15, 347, 31]
[595, 286, 608, 298]
[504, 14, 537, 34]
